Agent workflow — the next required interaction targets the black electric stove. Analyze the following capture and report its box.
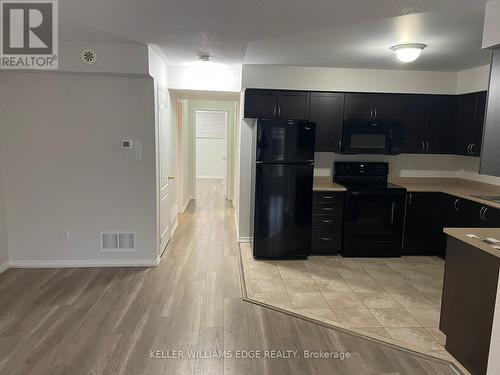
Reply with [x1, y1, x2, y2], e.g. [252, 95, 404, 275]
[334, 162, 406, 257]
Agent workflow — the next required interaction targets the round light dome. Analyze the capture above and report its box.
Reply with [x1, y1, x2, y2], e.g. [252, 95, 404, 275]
[391, 44, 427, 63]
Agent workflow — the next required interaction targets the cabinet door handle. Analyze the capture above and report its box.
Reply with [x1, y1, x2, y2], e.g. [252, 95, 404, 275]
[322, 196, 334, 199]
[408, 193, 412, 206]
[421, 141, 426, 153]
[321, 219, 333, 223]
[481, 207, 488, 221]
[467, 144, 471, 154]
[321, 207, 334, 211]
[278, 106, 281, 118]
[454, 198, 460, 211]
[273, 106, 277, 118]
[479, 206, 485, 220]
[338, 138, 342, 151]
[374, 108, 378, 118]
[320, 237, 333, 241]
[426, 141, 430, 153]
[470, 144, 475, 155]
[390, 202, 395, 225]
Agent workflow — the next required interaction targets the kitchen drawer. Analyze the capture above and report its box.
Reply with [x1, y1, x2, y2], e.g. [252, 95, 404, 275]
[312, 214, 342, 228]
[313, 191, 345, 203]
[313, 203, 343, 215]
[311, 228, 342, 255]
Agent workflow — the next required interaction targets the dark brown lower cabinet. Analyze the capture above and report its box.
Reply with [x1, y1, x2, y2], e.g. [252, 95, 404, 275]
[403, 192, 442, 255]
[403, 193, 500, 258]
[440, 237, 500, 375]
[311, 191, 344, 255]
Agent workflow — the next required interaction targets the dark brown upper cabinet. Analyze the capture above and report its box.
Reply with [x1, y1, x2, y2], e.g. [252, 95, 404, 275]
[473, 91, 487, 157]
[244, 88, 487, 157]
[308, 92, 345, 152]
[344, 93, 401, 122]
[244, 89, 277, 119]
[244, 89, 309, 120]
[456, 91, 487, 156]
[427, 95, 457, 154]
[400, 94, 430, 153]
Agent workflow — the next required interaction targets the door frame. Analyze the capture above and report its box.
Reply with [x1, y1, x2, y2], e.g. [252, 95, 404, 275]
[191, 107, 234, 201]
[157, 86, 178, 257]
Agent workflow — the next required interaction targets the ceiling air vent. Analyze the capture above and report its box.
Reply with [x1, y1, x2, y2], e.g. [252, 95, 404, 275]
[101, 232, 136, 252]
[81, 48, 97, 65]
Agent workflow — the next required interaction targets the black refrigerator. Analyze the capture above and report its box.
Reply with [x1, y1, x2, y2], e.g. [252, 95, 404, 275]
[253, 119, 316, 259]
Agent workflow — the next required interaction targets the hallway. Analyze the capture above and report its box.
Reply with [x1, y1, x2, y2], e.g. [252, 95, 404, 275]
[0, 180, 458, 374]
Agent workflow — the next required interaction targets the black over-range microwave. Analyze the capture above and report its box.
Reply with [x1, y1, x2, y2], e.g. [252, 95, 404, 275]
[341, 120, 402, 155]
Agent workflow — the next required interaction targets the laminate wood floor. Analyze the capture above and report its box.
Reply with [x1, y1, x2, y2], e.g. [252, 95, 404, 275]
[0, 179, 459, 375]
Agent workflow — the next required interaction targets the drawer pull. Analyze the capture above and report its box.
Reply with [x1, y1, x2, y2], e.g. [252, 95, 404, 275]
[322, 196, 334, 199]
[321, 219, 333, 223]
[321, 207, 334, 211]
[320, 237, 333, 241]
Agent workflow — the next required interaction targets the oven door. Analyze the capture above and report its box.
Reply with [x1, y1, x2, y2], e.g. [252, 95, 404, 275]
[342, 122, 389, 154]
[342, 190, 405, 257]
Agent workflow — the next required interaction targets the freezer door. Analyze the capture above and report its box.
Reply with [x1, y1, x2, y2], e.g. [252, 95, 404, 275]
[256, 120, 315, 163]
[254, 163, 313, 258]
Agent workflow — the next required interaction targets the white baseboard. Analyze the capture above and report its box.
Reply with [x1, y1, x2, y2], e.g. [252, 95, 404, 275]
[181, 197, 193, 213]
[238, 236, 253, 243]
[9, 257, 160, 269]
[171, 217, 179, 236]
[196, 176, 224, 179]
[0, 262, 9, 274]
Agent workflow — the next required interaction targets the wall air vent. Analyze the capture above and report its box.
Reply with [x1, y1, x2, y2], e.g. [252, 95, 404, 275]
[101, 232, 136, 252]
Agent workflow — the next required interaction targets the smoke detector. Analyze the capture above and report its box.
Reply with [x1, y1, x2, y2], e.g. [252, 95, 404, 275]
[198, 54, 210, 62]
[81, 48, 97, 65]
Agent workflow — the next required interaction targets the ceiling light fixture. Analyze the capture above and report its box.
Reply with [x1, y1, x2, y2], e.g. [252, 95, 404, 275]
[391, 43, 427, 63]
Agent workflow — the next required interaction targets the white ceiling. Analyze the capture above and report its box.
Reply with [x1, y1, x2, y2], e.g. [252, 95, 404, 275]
[59, 0, 490, 71]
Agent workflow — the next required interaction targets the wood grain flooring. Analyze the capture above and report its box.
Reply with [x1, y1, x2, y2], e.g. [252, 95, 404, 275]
[0, 179, 460, 375]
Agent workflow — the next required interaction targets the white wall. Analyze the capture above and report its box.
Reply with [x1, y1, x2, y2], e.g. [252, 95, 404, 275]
[168, 64, 242, 92]
[241, 65, 458, 93]
[0, 147, 8, 272]
[196, 139, 226, 178]
[483, 0, 500, 49]
[457, 64, 491, 94]
[58, 41, 149, 75]
[0, 72, 158, 266]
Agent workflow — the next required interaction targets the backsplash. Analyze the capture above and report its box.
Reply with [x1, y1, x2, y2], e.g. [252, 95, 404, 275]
[314, 153, 479, 177]
[313, 152, 500, 187]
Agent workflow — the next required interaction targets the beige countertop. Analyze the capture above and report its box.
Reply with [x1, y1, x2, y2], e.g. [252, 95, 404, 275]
[389, 177, 500, 210]
[313, 176, 347, 192]
[444, 228, 500, 259]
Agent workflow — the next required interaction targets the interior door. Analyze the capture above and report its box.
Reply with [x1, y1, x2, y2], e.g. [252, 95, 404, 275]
[158, 88, 174, 255]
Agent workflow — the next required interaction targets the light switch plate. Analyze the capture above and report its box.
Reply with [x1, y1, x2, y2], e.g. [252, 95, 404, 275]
[121, 139, 133, 149]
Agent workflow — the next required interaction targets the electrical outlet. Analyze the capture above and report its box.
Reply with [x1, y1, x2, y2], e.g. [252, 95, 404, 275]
[63, 231, 70, 241]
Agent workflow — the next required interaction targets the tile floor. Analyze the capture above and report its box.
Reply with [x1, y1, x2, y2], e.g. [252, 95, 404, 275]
[240, 243, 451, 359]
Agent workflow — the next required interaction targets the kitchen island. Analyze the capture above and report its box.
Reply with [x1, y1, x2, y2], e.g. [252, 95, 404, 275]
[440, 228, 500, 375]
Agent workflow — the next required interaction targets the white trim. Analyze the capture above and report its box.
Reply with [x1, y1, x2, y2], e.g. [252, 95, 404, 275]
[238, 236, 253, 243]
[170, 217, 178, 237]
[9, 257, 160, 269]
[0, 262, 9, 274]
[196, 176, 224, 179]
[181, 196, 193, 213]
